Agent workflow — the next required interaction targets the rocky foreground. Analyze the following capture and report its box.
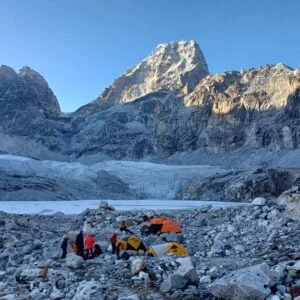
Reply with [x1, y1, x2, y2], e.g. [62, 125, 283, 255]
[0, 190, 299, 299]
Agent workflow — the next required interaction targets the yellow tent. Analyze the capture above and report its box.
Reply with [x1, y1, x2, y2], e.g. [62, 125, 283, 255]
[116, 236, 147, 253]
[147, 242, 188, 257]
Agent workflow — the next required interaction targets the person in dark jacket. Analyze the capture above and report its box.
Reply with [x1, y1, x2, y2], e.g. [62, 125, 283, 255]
[76, 230, 84, 257]
[93, 243, 103, 257]
[119, 221, 134, 234]
[60, 235, 69, 259]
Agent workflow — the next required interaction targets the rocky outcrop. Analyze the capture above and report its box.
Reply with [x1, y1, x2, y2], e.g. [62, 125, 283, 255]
[0, 65, 61, 133]
[277, 186, 300, 220]
[177, 168, 300, 201]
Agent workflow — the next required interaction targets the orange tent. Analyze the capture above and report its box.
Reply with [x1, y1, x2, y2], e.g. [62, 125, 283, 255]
[160, 220, 182, 233]
[149, 217, 168, 224]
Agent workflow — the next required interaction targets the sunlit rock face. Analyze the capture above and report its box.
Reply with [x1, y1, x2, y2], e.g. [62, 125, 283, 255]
[182, 64, 300, 153]
[184, 63, 299, 111]
[76, 40, 209, 115]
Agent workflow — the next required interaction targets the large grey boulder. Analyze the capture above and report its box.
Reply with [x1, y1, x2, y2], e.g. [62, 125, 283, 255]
[73, 280, 104, 300]
[208, 263, 272, 300]
[66, 254, 84, 269]
[175, 256, 199, 285]
[160, 274, 188, 293]
[131, 257, 146, 275]
[277, 186, 300, 220]
[252, 197, 267, 206]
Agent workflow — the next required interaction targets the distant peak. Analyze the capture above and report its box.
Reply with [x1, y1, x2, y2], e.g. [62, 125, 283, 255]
[0, 65, 17, 76]
[19, 66, 38, 76]
[19, 66, 48, 86]
[273, 63, 293, 71]
[0, 65, 18, 83]
[155, 40, 198, 49]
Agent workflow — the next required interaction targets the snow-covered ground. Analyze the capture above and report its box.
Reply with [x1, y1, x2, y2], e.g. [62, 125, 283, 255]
[0, 199, 248, 215]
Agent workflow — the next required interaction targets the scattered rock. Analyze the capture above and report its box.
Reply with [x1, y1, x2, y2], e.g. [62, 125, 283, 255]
[252, 197, 267, 206]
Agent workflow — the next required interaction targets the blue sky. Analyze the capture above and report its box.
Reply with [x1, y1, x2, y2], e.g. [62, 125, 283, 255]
[1, 0, 299, 112]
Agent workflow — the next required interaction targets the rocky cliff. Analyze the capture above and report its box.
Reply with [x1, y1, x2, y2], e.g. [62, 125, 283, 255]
[0, 65, 61, 133]
[0, 41, 299, 166]
[76, 40, 209, 115]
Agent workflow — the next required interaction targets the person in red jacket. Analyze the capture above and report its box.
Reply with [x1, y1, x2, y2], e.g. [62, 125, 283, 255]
[84, 233, 95, 259]
[110, 232, 118, 255]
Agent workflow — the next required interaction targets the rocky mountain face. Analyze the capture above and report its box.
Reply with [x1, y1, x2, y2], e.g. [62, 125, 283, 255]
[76, 40, 209, 115]
[0, 66, 61, 134]
[0, 41, 299, 165]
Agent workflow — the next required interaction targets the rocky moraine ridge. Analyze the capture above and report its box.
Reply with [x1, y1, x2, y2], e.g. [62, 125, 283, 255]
[0, 191, 299, 299]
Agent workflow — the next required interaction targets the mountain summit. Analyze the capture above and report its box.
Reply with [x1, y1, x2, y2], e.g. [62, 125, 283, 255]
[78, 40, 209, 114]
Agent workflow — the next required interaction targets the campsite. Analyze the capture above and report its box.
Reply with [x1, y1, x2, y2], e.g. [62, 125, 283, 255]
[0, 199, 299, 299]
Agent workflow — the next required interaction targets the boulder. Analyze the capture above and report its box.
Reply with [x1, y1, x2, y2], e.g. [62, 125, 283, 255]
[66, 254, 84, 269]
[73, 280, 104, 300]
[198, 204, 212, 213]
[175, 256, 199, 284]
[99, 201, 114, 211]
[161, 232, 184, 243]
[277, 187, 300, 220]
[118, 295, 140, 300]
[19, 267, 46, 281]
[131, 258, 146, 275]
[208, 263, 272, 300]
[252, 197, 267, 206]
[292, 261, 300, 271]
[0, 253, 9, 271]
[160, 274, 188, 293]
[50, 288, 65, 300]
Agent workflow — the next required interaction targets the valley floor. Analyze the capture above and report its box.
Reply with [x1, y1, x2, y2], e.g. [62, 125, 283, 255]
[0, 200, 299, 299]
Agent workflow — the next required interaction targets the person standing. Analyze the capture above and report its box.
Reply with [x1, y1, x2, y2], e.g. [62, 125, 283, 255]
[119, 221, 134, 234]
[84, 233, 95, 259]
[60, 235, 69, 259]
[76, 230, 84, 257]
[110, 232, 118, 254]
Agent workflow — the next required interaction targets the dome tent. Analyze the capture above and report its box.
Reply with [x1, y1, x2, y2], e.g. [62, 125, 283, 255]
[147, 242, 188, 257]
